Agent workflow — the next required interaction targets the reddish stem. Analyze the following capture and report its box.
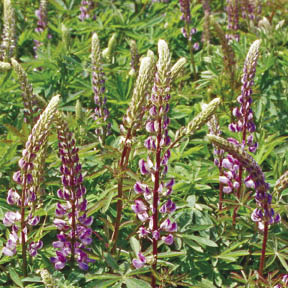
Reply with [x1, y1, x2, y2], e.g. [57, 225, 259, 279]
[151, 117, 162, 288]
[259, 221, 269, 277]
[232, 86, 250, 225]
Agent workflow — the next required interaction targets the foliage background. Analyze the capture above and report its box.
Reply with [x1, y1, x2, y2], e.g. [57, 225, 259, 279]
[0, 0, 288, 287]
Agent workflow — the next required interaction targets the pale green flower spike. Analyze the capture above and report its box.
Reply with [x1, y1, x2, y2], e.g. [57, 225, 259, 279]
[1, 0, 16, 61]
[32, 143, 48, 198]
[92, 33, 101, 68]
[102, 33, 117, 60]
[11, 58, 36, 123]
[245, 39, 261, 78]
[157, 39, 171, 85]
[274, 170, 288, 194]
[30, 95, 60, 144]
[37, 269, 56, 288]
[124, 56, 155, 128]
[170, 57, 186, 81]
[75, 99, 83, 122]
[176, 98, 221, 138]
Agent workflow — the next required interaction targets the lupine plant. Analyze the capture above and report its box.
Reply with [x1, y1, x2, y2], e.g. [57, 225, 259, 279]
[0, 0, 288, 287]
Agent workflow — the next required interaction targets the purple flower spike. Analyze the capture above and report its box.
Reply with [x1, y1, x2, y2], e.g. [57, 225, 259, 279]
[52, 117, 94, 270]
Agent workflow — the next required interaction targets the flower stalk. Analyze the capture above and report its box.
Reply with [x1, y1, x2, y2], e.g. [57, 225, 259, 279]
[52, 112, 94, 270]
[207, 134, 280, 276]
[130, 40, 183, 288]
[111, 55, 155, 252]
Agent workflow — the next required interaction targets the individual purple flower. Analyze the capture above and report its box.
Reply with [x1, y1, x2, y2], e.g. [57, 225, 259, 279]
[159, 199, 176, 213]
[28, 240, 43, 257]
[162, 234, 174, 245]
[52, 115, 94, 270]
[132, 252, 146, 269]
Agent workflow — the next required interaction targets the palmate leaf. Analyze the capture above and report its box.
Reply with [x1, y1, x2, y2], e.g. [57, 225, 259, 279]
[182, 234, 218, 247]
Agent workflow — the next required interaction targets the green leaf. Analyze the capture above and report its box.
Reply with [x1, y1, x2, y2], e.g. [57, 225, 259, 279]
[182, 234, 218, 247]
[9, 268, 23, 288]
[130, 236, 141, 256]
[126, 278, 151, 288]
[86, 274, 121, 281]
[157, 251, 186, 258]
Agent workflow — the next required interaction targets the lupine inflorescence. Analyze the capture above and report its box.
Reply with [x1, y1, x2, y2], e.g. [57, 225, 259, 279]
[0, 0, 16, 62]
[91, 33, 111, 142]
[219, 40, 261, 210]
[11, 58, 40, 125]
[226, 0, 240, 42]
[2, 95, 60, 275]
[208, 134, 280, 274]
[128, 40, 139, 77]
[241, 0, 262, 22]
[34, 0, 49, 57]
[51, 113, 94, 270]
[179, 0, 199, 49]
[202, 0, 211, 45]
[132, 41, 181, 276]
[79, 1, 95, 21]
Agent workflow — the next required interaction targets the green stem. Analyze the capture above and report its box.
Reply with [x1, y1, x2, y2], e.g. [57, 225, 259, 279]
[259, 221, 268, 277]
[185, 22, 197, 80]
[111, 128, 132, 252]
